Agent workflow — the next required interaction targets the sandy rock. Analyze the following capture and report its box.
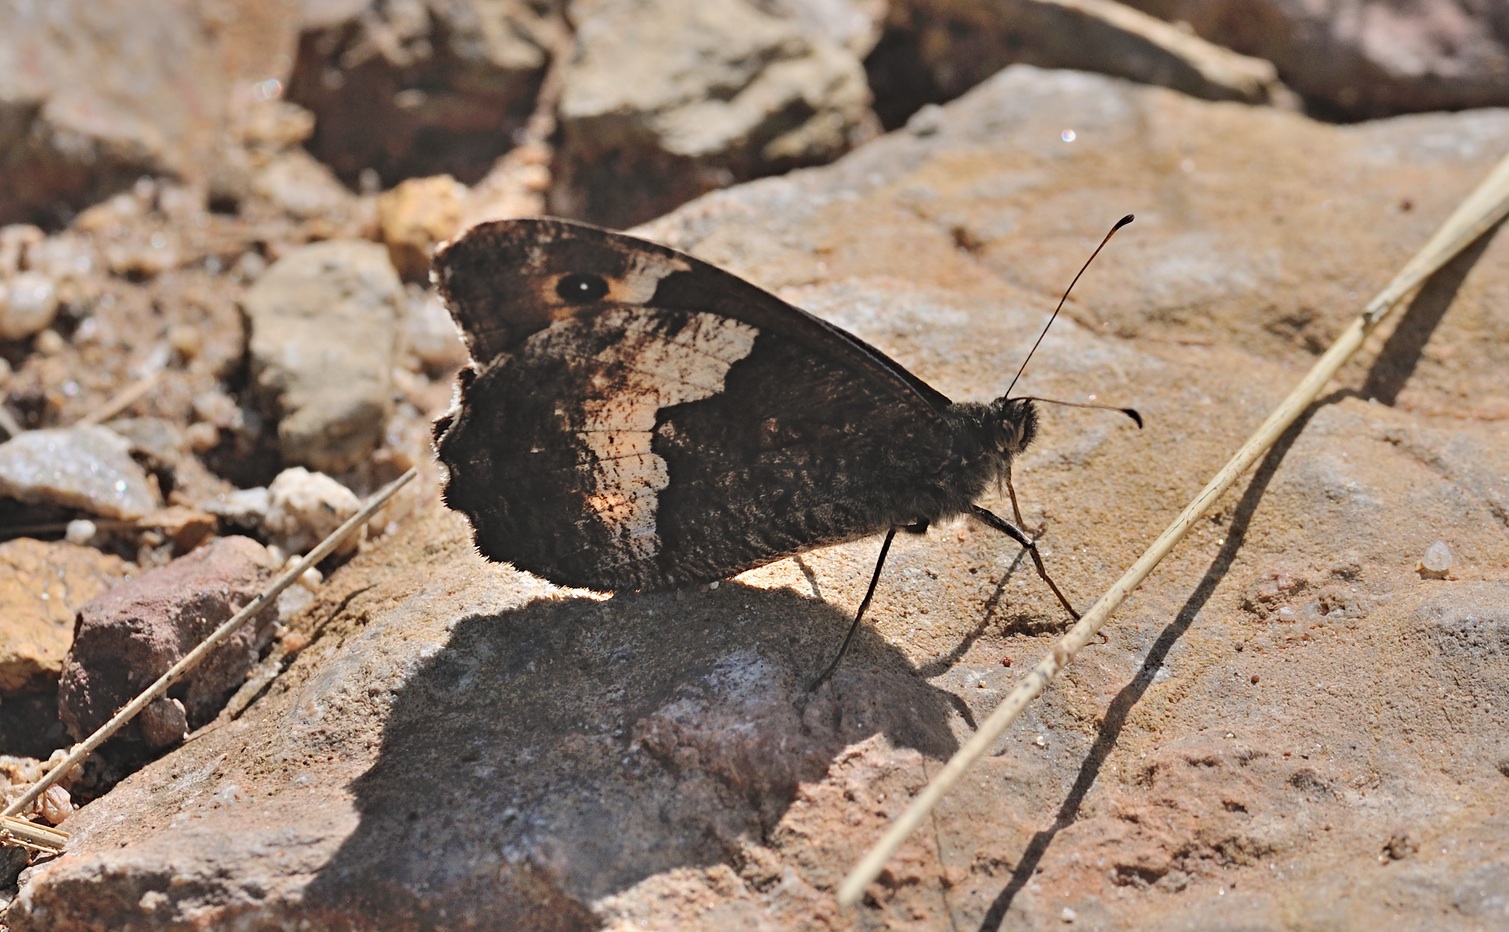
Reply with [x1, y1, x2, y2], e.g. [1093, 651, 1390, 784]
[0, 539, 129, 696]
[245, 240, 402, 473]
[264, 466, 363, 556]
[13, 67, 1509, 929]
[0, 0, 300, 225]
[0, 425, 160, 520]
[287, 0, 558, 188]
[56, 536, 276, 749]
[1123, 0, 1509, 118]
[377, 175, 469, 282]
[554, 0, 876, 227]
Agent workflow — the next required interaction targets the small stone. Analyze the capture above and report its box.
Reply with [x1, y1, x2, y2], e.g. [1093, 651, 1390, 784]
[1061, 906, 1078, 923]
[377, 175, 467, 281]
[0, 224, 45, 275]
[137, 696, 190, 750]
[0, 271, 60, 340]
[405, 292, 467, 370]
[264, 467, 362, 556]
[25, 233, 96, 281]
[185, 421, 220, 452]
[251, 150, 354, 220]
[0, 425, 160, 519]
[64, 519, 97, 545]
[167, 323, 202, 360]
[141, 505, 217, 552]
[1419, 540, 1453, 578]
[39, 784, 73, 825]
[205, 485, 272, 531]
[33, 328, 66, 356]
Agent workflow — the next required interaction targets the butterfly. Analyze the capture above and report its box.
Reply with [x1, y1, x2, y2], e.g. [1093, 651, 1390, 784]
[432, 217, 1133, 676]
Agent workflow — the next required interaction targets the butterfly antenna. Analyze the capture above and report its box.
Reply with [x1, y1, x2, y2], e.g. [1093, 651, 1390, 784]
[1004, 214, 1134, 399]
[1017, 396, 1143, 428]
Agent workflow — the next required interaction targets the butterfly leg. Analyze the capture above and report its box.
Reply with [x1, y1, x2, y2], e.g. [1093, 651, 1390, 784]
[810, 526, 900, 689]
[968, 503, 1081, 622]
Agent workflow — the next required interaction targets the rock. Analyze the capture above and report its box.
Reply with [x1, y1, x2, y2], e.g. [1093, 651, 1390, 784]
[0, 271, 60, 340]
[554, 0, 876, 227]
[264, 467, 363, 556]
[0, 0, 300, 226]
[245, 240, 403, 473]
[286, 0, 558, 188]
[457, 140, 555, 226]
[56, 536, 276, 749]
[203, 486, 272, 532]
[14, 67, 1509, 929]
[0, 539, 130, 696]
[0, 425, 160, 520]
[377, 175, 469, 282]
[249, 149, 358, 221]
[0, 224, 45, 276]
[404, 292, 469, 373]
[1419, 539, 1454, 578]
[761, 0, 887, 56]
[872, 0, 1289, 127]
[1122, 0, 1509, 118]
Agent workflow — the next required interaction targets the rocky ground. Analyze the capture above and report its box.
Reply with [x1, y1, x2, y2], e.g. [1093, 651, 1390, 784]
[2, 1, 1508, 930]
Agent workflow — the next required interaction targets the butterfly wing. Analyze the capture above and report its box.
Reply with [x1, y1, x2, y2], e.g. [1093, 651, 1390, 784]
[433, 219, 989, 590]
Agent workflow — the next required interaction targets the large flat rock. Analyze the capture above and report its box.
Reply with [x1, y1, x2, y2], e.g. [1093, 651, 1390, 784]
[13, 67, 1509, 929]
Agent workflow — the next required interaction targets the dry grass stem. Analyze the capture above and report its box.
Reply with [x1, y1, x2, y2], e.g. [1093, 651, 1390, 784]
[838, 148, 1509, 907]
[75, 368, 164, 427]
[0, 814, 70, 856]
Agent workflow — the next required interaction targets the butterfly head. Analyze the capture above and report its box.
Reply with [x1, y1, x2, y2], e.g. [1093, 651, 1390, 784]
[986, 396, 1038, 459]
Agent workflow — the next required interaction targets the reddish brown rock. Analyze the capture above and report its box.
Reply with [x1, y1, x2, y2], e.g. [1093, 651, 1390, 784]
[57, 536, 276, 749]
[0, 539, 129, 696]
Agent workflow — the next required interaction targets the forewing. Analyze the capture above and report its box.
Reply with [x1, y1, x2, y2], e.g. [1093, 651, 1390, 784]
[433, 219, 967, 590]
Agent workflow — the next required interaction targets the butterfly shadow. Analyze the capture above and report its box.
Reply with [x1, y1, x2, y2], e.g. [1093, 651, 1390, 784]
[304, 579, 961, 923]
[975, 219, 1506, 930]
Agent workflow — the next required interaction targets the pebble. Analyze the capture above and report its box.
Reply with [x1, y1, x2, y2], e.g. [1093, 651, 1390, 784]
[405, 291, 467, 370]
[1419, 540, 1453, 578]
[25, 232, 97, 281]
[0, 271, 61, 340]
[204, 485, 272, 531]
[264, 467, 363, 555]
[40, 784, 73, 825]
[0, 224, 44, 275]
[0, 425, 160, 519]
[33, 328, 66, 355]
[65, 519, 97, 545]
